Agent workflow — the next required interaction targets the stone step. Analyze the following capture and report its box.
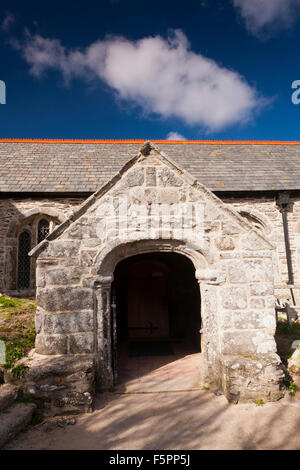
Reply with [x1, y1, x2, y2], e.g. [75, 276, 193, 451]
[0, 402, 36, 449]
[0, 384, 20, 412]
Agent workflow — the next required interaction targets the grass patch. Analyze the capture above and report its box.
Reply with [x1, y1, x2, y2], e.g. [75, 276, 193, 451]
[108, 386, 117, 392]
[253, 399, 265, 406]
[288, 381, 300, 397]
[19, 393, 36, 403]
[0, 295, 36, 315]
[0, 294, 36, 369]
[244, 355, 260, 361]
[11, 364, 29, 379]
[30, 409, 44, 426]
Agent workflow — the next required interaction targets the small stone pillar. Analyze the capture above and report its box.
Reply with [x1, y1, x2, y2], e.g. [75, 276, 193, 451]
[195, 270, 225, 387]
[94, 276, 114, 390]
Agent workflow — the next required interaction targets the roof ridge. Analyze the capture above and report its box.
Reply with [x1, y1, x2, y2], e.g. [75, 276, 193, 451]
[0, 138, 300, 145]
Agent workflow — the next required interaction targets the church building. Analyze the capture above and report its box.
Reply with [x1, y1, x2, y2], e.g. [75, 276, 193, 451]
[1, 138, 300, 406]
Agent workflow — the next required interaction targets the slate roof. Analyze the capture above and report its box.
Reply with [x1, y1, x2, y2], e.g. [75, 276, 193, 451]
[0, 139, 300, 193]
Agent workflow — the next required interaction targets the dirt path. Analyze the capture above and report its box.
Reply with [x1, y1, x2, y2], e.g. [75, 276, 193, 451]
[4, 390, 300, 450]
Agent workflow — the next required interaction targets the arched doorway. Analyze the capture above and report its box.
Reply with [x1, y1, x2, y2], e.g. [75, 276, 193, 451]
[111, 252, 202, 391]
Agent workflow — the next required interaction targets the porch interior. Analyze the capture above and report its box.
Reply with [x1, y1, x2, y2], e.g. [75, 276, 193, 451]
[112, 252, 203, 392]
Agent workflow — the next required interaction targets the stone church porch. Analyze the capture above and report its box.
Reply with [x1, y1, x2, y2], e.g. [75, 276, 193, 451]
[18, 142, 285, 413]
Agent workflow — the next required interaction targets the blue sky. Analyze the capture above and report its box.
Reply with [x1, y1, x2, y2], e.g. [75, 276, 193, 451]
[1, 0, 300, 140]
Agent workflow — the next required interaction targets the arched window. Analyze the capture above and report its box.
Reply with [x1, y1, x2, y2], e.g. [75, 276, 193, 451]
[37, 219, 50, 244]
[17, 231, 31, 289]
[6, 213, 60, 292]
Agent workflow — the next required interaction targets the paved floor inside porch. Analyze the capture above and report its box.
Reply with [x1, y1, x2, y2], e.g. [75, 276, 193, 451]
[116, 341, 203, 393]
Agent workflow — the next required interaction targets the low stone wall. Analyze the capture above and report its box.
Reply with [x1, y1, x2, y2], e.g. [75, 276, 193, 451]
[4, 352, 96, 416]
[219, 353, 285, 403]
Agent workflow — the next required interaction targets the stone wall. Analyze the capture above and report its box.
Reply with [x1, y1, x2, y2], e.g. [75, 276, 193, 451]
[1, 193, 300, 308]
[0, 197, 85, 293]
[29, 144, 284, 402]
[223, 195, 300, 306]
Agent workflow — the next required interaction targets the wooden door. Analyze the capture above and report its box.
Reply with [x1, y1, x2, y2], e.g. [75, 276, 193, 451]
[127, 278, 169, 339]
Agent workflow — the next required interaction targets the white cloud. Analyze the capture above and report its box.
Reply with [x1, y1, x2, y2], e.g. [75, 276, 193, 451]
[12, 29, 265, 131]
[166, 132, 187, 140]
[233, 0, 300, 36]
[1, 13, 15, 32]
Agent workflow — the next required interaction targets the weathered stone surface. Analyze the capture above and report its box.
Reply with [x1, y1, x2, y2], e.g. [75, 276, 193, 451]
[219, 310, 232, 329]
[204, 203, 222, 221]
[45, 240, 81, 258]
[4, 353, 96, 417]
[219, 354, 285, 403]
[240, 231, 272, 250]
[232, 311, 276, 330]
[215, 236, 235, 251]
[188, 188, 203, 202]
[44, 312, 94, 334]
[126, 168, 145, 187]
[221, 221, 240, 235]
[221, 286, 248, 309]
[36, 287, 93, 311]
[288, 345, 300, 376]
[250, 283, 273, 296]
[145, 167, 156, 186]
[36, 267, 45, 288]
[80, 250, 97, 267]
[200, 284, 221, 384]
[227, 259, 264, 283]
[35, 334, 68, 355]
[69, 333, 95, 354]
[82, 277, 97, 288]
[0, 384, 20, 412]
[45, 268, 70, 286]
[250, 297, 265, 309]
[157, 189, 179, 204]
[220, 330, 276, 355]
[264, 259, 274, 282]
[0, 403, 36, 449]
[157, 167, 183, 187]
[35, 309, 42, 334]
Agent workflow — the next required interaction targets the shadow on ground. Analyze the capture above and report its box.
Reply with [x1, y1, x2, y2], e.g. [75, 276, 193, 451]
[4, 389, 300, 450]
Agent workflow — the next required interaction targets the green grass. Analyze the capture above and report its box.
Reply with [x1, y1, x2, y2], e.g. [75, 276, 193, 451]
[0, 294, 36, 369]
[0, 295, 36, 314]
[244, 355, 260, 361]
[253, 399, 265, 406]
[0, 325, 35, 369]
[288, 381, 300, 397]
[11, 364, 29, 379]
[0, 297, 24, 308]
[19, 393, 36, 403]
[30, 409, 44, 426]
